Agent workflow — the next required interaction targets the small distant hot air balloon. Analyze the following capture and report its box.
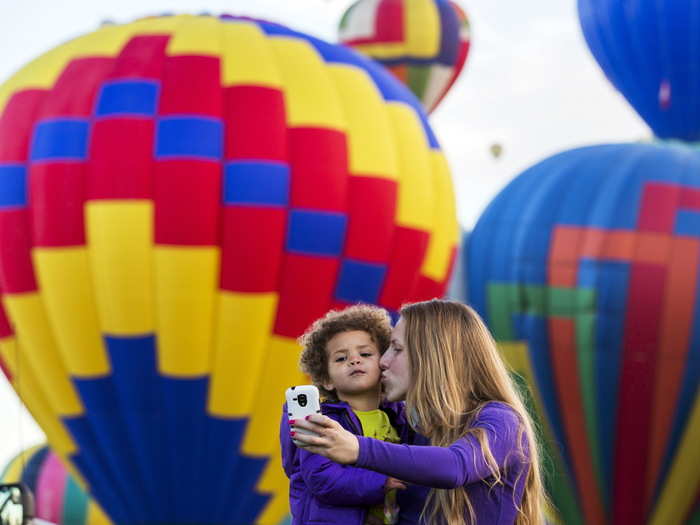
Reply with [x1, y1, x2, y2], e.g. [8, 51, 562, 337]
[0, 13, 458, 525]
[578, 0, 700, 140]
[1, 445, 111, 525]
[489, 143, 503, 159]
[339, 0, 471, 114]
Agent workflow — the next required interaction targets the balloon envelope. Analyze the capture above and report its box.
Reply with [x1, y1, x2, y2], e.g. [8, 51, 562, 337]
[339, 0, 471, 113]
[1, 445, 111, 525]
[578, 0, 700, 141]
[467, 143, 700, 525]
[0, 14, 458, 524]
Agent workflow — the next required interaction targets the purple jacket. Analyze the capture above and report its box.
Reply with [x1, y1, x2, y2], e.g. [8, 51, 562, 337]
[355, 402, 530, 525]
[280, 400, 429, 525]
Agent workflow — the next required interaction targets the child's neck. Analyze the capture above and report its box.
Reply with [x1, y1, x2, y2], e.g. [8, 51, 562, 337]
[337, 389, 381, 412]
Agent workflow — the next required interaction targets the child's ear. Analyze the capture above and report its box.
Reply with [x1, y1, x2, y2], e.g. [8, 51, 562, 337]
[322, 381, 334, 392]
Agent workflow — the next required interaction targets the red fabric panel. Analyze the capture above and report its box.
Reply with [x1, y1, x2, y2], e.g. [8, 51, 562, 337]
[0, 90, 45, 162]
[0, 209, 36, 293]
[38, 57, 115, 119]
[376, 0, 405, 43]
[220, 206, 286, 292]
[343, 176, 396, 263]
[158, 55, 221, 117]
[680, 187, 700, 210]
[378, 226, 429, 310]
[223, 86, 286, 161]
[287, 128, 348, 212]
[638, 182, 679, 233]
[108, 35, 170, 80]
[87, 118, 154, 200]
[154, 160, 220, 245]
[0, 301, 13, 338]
[412, 246, 457, 300]
[273, 254, 339, 338]
[613, 262, 666, 524]
[31, 162, 86, 246]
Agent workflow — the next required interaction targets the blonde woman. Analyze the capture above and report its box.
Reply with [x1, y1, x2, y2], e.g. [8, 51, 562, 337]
[291, 299, 546, 525]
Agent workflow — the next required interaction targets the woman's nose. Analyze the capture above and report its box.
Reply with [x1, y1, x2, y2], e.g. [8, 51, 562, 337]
[379, 353, 390, 370]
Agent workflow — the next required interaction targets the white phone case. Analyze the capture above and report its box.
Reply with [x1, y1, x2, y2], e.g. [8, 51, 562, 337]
[285, 385, 321, 446]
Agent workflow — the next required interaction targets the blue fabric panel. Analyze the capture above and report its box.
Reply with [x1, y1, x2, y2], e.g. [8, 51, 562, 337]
[286, 209, 347, 257]
[580, 259, 629, 496]
[0, 165, 26, 207]
[674, 210, 700, 236]
[20, 446, 48, 491]
[30, 119, 89, 161]
[156, 117, 223, 160]
[335, 259, 387, 304]
[63, 417, 135, 524]
[96, 80, 159, 116]
[223, 161, 289, 206]
[435, 0, 459, 65]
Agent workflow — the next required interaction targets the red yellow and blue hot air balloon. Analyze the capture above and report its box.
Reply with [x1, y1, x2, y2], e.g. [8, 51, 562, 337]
[339, 0, 471, 114]
[0, 14, 458, 524]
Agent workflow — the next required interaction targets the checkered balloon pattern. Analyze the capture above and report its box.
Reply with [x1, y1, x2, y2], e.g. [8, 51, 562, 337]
[0, 14, 458, 524]
[467, 143, 700, 525]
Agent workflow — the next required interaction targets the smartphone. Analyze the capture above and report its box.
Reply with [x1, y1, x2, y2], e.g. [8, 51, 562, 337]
[285, 385, 321, 446]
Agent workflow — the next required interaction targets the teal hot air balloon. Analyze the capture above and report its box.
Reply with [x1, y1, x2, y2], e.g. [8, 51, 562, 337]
[467, 143, 700, 525]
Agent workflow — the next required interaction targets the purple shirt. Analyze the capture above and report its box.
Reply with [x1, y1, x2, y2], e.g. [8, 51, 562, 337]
[355, 402, 530, 525]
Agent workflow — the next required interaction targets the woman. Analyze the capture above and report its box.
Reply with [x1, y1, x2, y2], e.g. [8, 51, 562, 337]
[291, 299, 546, 525]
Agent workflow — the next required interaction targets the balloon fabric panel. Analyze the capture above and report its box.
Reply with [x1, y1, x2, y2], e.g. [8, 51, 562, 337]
[0, 14, 458, 525]
[467, 143, 700, 525]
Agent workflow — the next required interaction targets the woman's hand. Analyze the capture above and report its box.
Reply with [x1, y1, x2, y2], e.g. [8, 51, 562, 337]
[290, 414, 360, 464]
[385, 477, 407, 491]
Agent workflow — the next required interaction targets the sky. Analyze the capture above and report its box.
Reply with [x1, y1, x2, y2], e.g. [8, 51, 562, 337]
[0, 0, 649, 470]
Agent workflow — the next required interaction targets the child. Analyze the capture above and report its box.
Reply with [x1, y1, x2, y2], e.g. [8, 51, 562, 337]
[280, 305, 427, 525]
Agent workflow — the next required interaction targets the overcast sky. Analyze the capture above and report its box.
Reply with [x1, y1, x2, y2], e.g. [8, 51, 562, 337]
[0, 0, 648, 468]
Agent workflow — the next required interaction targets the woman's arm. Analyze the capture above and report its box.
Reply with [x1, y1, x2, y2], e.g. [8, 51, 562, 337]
[292, 403, 524, 489]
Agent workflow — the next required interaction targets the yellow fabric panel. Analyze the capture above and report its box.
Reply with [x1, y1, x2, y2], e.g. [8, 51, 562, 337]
[419, 151, 458, 281]
[0, 21, 149, 113]
[650, 393, 700, 525]
[405, 0, 441, 58]
[220, 21, 281, 88]
[208, 292, 278, 418]
[349, 42, 407, 61]
[166, 15, 220, 56]
[154, 246, 219, 377]
[327, 64, 398, 181]
[255, 453, 290, 525]
[242, 335, 306, 455]
[0, 444, 43, 482]
[270, 36, 345, 130]
[33, 248, 109, 377]
[387, 102, 433, 230]
[86, 201, 154, 335]
[87, 501, 113, 525]
[0, 337, 77, 457]
[3, 294, 82, 416]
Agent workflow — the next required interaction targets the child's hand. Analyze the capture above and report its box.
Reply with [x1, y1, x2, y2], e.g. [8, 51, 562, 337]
[384, 477, 407, 491]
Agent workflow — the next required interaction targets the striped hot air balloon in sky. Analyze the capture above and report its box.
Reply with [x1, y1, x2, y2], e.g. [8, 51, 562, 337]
[1, 445, 111, 525]
[339, 0, 471, 114]
[0, 14, 458, 525]
[467, 143, 700, 525]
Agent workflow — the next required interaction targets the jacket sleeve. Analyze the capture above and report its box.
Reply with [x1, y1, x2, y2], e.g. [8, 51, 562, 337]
[299, 446, 388, 506]
[356, 403, 526, 489]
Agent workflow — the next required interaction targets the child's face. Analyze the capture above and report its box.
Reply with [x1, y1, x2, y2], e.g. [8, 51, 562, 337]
[323, 330, 382, 398]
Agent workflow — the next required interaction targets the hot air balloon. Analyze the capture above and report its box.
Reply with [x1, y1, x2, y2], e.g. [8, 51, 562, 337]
[1, 445, 110, 525]
[489, 143, 503, 160]
[339, 0, 471, 114]
[466, 143, 700, 525]
[0, 14, 458, 524]
[578, 0, 700, 141]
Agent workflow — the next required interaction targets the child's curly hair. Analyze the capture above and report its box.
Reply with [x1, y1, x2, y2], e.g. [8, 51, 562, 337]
[298, 304, 392, 400]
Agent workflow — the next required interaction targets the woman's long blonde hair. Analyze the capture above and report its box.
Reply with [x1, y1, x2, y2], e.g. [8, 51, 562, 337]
[401, 300, 545, 525]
